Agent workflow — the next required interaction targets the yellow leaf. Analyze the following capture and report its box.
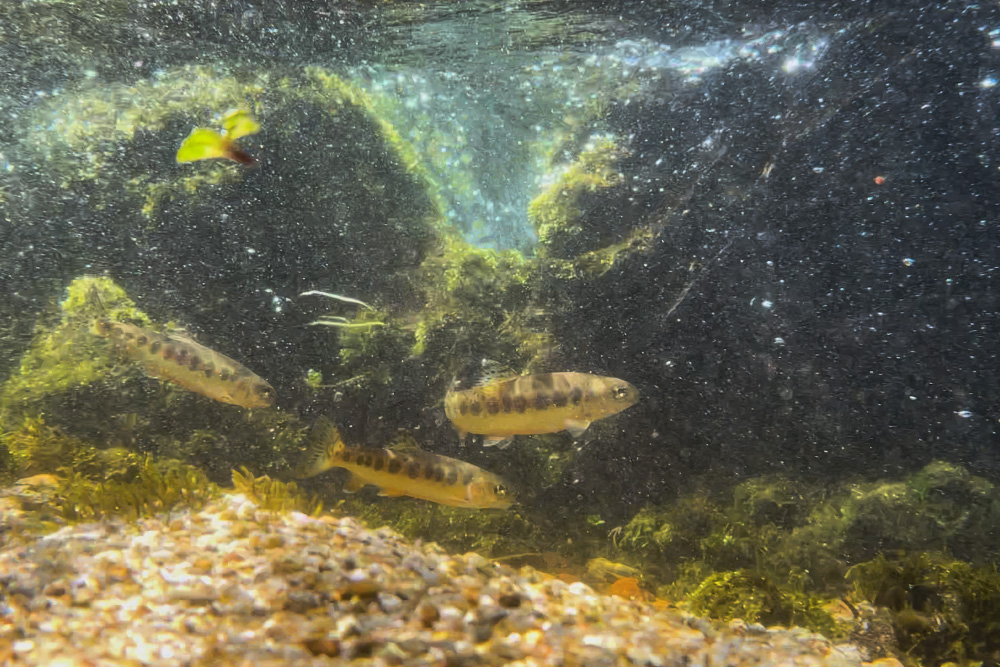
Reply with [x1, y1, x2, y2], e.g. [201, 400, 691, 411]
[175, 128, 230, 163]
[222, 109, 260, 140]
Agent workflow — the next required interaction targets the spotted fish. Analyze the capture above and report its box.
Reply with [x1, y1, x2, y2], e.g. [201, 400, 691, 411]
[94, 320, 275, 409]
[444, 371, 639, 447]
[296, 418, 514, 510]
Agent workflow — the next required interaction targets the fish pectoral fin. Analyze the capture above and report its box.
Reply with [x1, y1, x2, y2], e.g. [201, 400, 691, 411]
[564, 419, 591, 439]
[377, 487, 406, 497]
[343, 473, 367, 493]
[483, 435, 513, 449]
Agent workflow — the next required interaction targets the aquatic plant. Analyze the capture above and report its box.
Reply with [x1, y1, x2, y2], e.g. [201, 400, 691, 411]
[53, 455, 217, 523]
[231, 466, 323, 516]
[619, 492, 725, 564]
[1, 416, 88, 475]
[335, 315, 413, 389]
[848, 552, 1000, 664]
[341, 494, 541, 558]
[688, 569, 839, 638]
[413, 236, 544, 382]
[528, 136, 627, 259]
[0, 276, 150, 428]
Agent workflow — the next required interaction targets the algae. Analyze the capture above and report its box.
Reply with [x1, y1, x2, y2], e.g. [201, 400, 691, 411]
[231, 466, 323, 516]
[53, 455, 217, 523]
[0, 275, 150, 428]
[527, 136, 628, 259]
[848, 552, 1000, 664]
[688, 569, 840, 638]
[341, 495, 542, 558]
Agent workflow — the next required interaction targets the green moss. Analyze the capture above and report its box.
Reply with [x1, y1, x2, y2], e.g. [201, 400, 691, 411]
[52, 454, 217, 523]
[0, 275, 149, 426]
[501, 433, 577, 490]
[1, 416, 88, 474]
[133, 167, 245, 220]
[732, 475, 815, 528]
[619, 492, 725, 562]
[298, 67, 447, 226]
[688, 569, 839, 637]
[527, 137, 626, 258]
[848, 552, 1000, 664]
[412, 236, 545, 380]
[336, 314, 413, 388]
[231, 466, 323, 516]
[15, 64, 443, 263]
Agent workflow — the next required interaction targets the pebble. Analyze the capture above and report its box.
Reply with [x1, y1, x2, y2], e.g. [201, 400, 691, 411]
[0, 491, 870, 666]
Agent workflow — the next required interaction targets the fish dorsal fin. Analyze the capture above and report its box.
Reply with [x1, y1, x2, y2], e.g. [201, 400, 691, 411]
[164, 326, 198, 345]
[311, 417, 342, 448]
[476, 359, 519, 386]
[295, 417, 342, 478]
[388, 431, 423, 454]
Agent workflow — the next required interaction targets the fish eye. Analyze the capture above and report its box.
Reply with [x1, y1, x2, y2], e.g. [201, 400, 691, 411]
[611, 385, 629, 399]
[256, 385, 274, 397]
[494, 484, 508, 497]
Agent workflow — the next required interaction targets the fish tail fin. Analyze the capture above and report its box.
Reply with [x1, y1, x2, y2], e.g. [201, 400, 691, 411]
[295, 416, 342, 478]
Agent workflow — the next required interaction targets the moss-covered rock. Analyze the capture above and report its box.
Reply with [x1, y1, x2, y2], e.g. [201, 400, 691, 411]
[1, 64, 443, 401]
[848, 552, 1000, 665]
[528, 137, 628, 259]
[0, 275, 311, 484]
[0, 275, 150, 427]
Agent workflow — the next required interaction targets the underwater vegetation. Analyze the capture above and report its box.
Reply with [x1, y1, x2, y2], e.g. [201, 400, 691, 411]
[53, 456, 217, 524]
[340, 495, 544, 559]
[1, 6, 999, 667]
[0, 63, 444, 405]
[528, 136, 628, 259]
[0, 275, 310, 486]
[230, 466, 323, 516]
[687, 569, 840, 639]
[608, 462, 1000, 664]
[0, 275, 151, 426]
[848, 552, 1000, 665]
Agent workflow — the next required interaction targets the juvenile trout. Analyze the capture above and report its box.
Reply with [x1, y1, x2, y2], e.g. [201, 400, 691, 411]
[444, 371, 638, 446]
[94, 320, 275, 409]
[297, 418, 514, 510]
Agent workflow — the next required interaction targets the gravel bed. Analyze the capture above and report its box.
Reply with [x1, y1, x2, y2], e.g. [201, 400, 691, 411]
[0, 492, 872, 666]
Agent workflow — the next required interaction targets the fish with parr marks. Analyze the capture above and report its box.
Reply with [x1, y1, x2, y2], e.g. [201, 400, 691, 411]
[93, 319, 275, 409]
[445, 371, 638, 447]
[296, 418, 514, 510]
